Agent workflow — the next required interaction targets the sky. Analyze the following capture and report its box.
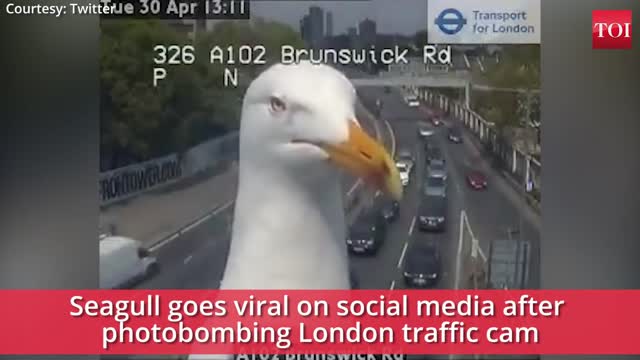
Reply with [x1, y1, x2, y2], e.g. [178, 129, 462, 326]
[250, 0, 429, 35]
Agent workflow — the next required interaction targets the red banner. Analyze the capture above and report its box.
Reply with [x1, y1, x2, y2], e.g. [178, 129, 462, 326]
[0, 290, 637, 355]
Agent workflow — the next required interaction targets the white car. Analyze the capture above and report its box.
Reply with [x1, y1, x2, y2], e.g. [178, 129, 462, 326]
[405, 96, 420, 107]
[100, 236, 159, 289]
[396, 162, 411, 186]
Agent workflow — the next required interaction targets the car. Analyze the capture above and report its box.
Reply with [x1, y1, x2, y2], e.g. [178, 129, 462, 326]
[418, 123, 435, 138]
[99, 236, 159, 289]
[403, 241, 442, 287]
[426, 159, 447, 179]
[417, 195, 448, 231]
[396, 161, 411, 186]
[423, 175, 447, 197]
[448, 127, 463, 143]
[405, 95, 420, 107]
[374, 193, 400, 223]
[467, 170, 488, 190]
[396, 149, 415, 171]
[346, 210, 387, 255]
[350, 266, 360, 289]
[431, 117, 443, 126]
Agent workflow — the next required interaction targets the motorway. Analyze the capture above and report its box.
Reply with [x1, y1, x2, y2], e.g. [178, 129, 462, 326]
[136, 86, 540, 292]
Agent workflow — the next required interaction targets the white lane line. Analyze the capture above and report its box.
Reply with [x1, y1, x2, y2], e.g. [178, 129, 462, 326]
[183, 255, 193, 264]
[390, 280, 396, 290]
[149, 232, 180, 253]
[397, 241, 409, 269]
[384, 118, 396, 156]
[408, 216, 416, 236]
[462, 210, 487, 262]
[148, 199, 234, 252]
[182, 213, 212, 234]
[454, 209, 466, 290]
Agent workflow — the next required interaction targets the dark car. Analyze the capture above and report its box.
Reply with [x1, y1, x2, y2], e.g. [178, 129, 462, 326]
[374, 193, 400, 223]
[350, 267, 360, 289]
[467, 170, 488, 190]
[403, 242, 442, 287]
[448, 127, 463, 143]
[417, 195, 447, 231]
[347, 210, 387, 255]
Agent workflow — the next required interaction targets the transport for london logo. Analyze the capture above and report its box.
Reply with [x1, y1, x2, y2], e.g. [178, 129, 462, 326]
[435, 8, 467, 35]
[592, 10, 632, 49]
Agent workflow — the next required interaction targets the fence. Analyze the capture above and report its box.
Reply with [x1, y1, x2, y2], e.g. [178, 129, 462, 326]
[99, 132, 239, 207]
[420, 89, 541, 206]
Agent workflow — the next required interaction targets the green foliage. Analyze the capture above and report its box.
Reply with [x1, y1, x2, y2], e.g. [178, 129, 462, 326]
[100, 19, 303, 169]
[475, 45, 540, 131]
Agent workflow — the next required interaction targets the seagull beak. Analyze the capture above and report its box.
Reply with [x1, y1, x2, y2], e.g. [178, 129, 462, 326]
[321, 120, 403, 201]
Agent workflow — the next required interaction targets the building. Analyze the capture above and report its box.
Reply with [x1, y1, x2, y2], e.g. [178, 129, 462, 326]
[300, 14, 312, 45]
[347, 26, 358, 48]
[326, 11, 334, 37]
[358, 18, 377, 47]
[309, 6, 325, 48]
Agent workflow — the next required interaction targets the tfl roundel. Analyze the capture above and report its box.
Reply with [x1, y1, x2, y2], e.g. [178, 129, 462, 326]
[435, 8, 467, 35]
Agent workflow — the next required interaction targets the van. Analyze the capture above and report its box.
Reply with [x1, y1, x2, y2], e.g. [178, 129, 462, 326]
[99, 236, 159, 289]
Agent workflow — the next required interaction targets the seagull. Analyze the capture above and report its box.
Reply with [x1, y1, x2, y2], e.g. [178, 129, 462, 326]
[187, 62, 401, 359]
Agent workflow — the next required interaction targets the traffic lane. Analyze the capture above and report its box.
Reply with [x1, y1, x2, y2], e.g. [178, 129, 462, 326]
[438, 125, 541, 288]
[136, 206, 233, 289]
[352, 89, 463, 291]
[349, 88, 424, 289]
[391, 135, 463, 291]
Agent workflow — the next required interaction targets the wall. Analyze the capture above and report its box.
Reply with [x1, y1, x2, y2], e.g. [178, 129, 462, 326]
[99, 132, 239, 207]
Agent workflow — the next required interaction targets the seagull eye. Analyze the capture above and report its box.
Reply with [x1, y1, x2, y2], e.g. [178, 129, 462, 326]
[269, 96, 287, 113]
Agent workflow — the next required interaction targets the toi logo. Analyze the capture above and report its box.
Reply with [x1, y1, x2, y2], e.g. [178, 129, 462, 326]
[592, 10, 632, 49]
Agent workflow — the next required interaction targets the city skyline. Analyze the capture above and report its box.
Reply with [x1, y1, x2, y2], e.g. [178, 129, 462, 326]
[251, 0, 428, 36]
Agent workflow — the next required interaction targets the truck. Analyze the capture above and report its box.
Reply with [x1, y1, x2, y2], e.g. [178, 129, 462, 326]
[487, 239, 531, 290]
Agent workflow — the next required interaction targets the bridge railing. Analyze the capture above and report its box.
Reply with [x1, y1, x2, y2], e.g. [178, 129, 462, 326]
[420, 90, 541, 210]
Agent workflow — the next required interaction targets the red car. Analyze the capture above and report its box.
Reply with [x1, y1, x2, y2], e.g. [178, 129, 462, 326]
[467, 170, 488, 190]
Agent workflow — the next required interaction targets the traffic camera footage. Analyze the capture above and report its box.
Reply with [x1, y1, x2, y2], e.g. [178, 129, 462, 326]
[97, 1, 540, 359]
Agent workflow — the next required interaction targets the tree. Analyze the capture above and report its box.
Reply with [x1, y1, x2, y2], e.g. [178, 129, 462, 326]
[475, 45, 540, 130]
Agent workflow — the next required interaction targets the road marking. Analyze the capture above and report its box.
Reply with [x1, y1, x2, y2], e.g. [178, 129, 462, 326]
[408, 216, 416, 236]
[397, 241, 409, 269]
[462, 210, 487, 262]
[148, 199, 234, 252]
[182, 213, 212, 234]
[149, 232, 180, 253]
[454, 209, 466, 290]
[384, 118, 396, 156]
[183, 255, 193, 265]
[390, 280, 396, 290]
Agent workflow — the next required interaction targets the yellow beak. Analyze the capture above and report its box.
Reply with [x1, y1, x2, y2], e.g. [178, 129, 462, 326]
[321, 120, 403, 201]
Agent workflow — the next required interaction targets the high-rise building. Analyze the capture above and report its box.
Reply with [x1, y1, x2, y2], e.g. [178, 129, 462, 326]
[326, 11, 334, 37]
[347, 26, 358, 48]
[309, 6, 324, 47]
[358, 18, 377, 47]
[300, 14, 312, 45]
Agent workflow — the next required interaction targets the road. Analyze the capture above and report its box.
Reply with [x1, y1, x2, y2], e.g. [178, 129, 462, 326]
[137, 85, 540, 293]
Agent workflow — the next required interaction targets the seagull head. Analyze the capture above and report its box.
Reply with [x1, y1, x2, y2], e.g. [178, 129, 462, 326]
[239, 62, 402, 201]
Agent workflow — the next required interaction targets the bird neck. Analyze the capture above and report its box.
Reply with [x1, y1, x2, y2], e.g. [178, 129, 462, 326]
[221, 161, 351, 289]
